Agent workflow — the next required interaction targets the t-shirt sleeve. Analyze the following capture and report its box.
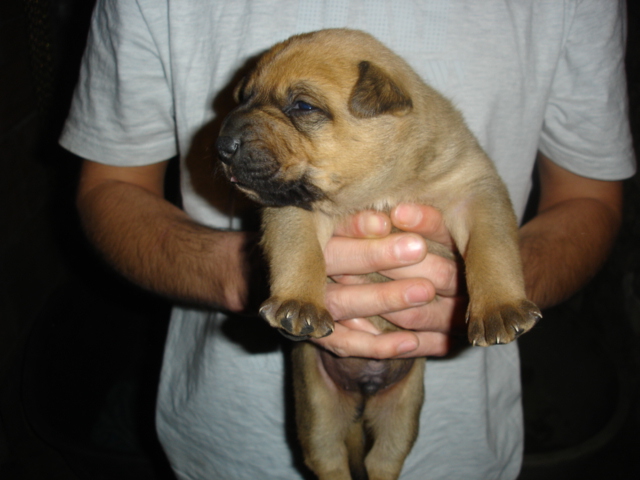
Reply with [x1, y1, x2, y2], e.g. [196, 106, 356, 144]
[539, 0, 636, 180]
[59, 0, 177, 166]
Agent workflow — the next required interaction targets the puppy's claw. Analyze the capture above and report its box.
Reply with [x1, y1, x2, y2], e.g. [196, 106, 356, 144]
[468, 299, 541, 347]
[299, 318, 315, 336]
[278, 329, 310, 342]
[260, 297, 335, 339]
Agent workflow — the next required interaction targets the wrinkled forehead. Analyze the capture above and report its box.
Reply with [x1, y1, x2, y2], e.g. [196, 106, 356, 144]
[242, 38, 363, 104]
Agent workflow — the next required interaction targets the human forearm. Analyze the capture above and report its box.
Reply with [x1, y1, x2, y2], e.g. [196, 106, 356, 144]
[519, 197, 621, 310]
[519, 155, 623, 310]
[77, 161, 251, 312]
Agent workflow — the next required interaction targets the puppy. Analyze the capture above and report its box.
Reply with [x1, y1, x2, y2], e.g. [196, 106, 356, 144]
[215, 29, 541, 480]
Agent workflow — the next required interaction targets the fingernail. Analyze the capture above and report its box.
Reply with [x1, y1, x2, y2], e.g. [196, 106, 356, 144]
[394, 204, 422, 228]
[397, 340, 418, 355]
[394, 235, 424, 260]
[361, 213, 388, 236]
[404, 284, 430, 305]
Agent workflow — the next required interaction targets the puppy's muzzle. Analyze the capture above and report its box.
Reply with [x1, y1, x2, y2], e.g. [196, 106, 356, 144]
[215, 110, 251, 167]
[215, 121, 324, 210]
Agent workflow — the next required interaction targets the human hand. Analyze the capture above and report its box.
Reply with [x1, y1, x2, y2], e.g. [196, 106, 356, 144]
[313, 204, 468, 359]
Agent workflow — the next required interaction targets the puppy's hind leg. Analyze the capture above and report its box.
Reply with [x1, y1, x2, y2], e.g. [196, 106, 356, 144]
[292, 342, 363, 480]
[363, 358, 425, 480]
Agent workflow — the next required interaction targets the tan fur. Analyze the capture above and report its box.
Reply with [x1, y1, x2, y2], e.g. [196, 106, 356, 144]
[215, 29, 541, 480]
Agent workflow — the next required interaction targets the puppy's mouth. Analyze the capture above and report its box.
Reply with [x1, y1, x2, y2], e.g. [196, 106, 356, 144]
[228, 174, 248, 188]
[224, 165, 324, 210]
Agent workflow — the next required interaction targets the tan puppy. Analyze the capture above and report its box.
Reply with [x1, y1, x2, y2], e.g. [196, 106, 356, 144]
[215, 29, 541, 480]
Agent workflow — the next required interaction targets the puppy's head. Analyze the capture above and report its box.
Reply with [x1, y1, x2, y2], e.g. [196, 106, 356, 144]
[216, 29, 418, 211]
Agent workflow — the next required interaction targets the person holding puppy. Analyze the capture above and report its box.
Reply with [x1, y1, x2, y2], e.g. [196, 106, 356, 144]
[62, 1, 634, 479]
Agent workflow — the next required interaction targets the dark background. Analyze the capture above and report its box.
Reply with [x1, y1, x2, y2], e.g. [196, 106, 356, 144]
[0, 1, 638, 479]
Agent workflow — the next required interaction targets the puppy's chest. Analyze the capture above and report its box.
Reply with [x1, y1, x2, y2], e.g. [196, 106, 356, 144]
[321, 190, 433, 218]
[366, 192, 438, 215]
[360, 179, 444, 214]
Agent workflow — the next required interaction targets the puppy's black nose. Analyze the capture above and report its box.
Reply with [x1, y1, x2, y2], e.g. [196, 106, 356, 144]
[216, 136, 240, 164]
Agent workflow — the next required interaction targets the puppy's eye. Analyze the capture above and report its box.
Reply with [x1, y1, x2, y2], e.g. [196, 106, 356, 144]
[284, 98, 330, 130]
[294, 100, 315, 111]
[288, 100, 318, 115]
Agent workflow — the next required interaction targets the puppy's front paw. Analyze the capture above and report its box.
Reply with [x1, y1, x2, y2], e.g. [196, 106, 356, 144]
[260, 297, 334, 340]
[467, 299, 541, 347]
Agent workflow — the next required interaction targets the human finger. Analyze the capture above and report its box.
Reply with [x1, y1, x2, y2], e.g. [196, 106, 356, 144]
[391, 203, 454, 248]
[312, 322, 456, 359]
[331, 248, 459, 298]
[339, 317, 383, 335]
[382, 294, 468, 334]
[311, 322, 420, 359]
[324, 277, 435, 321]
[393, 330, 456, 358]
[325, 233, 427, 277]
[379, 250, 460, 297]
[333, 210, 391, 238]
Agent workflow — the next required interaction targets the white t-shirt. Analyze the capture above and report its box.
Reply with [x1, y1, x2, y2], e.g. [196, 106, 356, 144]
[60, 1, 635, 479]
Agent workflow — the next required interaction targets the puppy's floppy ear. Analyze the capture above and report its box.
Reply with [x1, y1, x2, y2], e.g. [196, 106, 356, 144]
[233, 76, 248, 103]
[349, 61, 413, 118]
